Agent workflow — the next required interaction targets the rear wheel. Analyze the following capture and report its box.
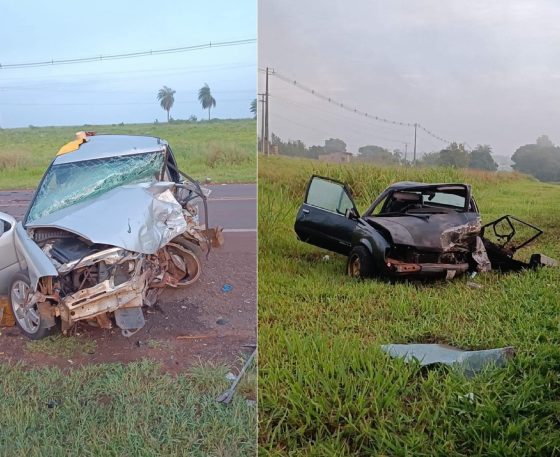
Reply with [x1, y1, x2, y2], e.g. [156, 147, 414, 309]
[347, 246, 375, 279]
[9, 272, 58, 340]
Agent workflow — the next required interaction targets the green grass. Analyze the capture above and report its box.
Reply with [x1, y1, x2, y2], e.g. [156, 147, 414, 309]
[0, 119, 256, 188]
[25, 335, 97, 358]
[0, 359, 257, 456]
[258, 155, 560, 456]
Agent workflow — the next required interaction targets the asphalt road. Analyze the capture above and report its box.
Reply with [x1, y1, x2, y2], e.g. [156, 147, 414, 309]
[0, 183, 256, 230]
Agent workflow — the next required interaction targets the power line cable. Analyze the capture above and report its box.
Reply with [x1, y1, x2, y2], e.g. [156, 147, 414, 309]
[0, 39, 256, 70]
[271, 94, 409, 145]
[261, 68, 461, 146]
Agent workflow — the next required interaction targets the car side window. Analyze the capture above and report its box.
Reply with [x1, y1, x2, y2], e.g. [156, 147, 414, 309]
[0, 219, 10, 237]
[306, 177, 353, 215]
[337, 190, 354, 215]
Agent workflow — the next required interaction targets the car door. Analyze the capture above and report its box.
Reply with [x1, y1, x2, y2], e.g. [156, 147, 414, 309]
[0, 212, 21, 295]
[294, 175, 359, 255]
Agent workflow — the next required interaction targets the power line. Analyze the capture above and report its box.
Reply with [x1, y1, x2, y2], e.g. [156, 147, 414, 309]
[0, 38, 256, 70]
[260, 68, 460, 146]
[271, 94, 409, 145]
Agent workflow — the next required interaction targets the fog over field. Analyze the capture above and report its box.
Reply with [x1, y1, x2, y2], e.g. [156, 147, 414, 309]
[259, 0, 560, 157]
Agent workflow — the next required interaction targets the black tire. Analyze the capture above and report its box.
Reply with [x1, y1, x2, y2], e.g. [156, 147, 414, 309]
[9, 272, 58, 340]
[171, 237, 206, 265]
[347, 246, 375, 279]
[167, 237, 204, 287]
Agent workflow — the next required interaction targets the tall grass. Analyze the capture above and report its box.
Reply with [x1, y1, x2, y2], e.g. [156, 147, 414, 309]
[0, 120, 256, 188]
[258, 155, 560, 455]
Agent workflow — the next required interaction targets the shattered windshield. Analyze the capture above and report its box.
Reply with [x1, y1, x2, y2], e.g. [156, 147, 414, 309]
[379, 186, 468, 215]
[27, 151, 165, 223]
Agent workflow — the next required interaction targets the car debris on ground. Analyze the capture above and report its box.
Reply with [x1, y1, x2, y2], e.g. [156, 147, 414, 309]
[216, 346, 257, 404]
[381, 343, 516, 377]
[0, 132, 223, 339]
[295, 176, 557, 280]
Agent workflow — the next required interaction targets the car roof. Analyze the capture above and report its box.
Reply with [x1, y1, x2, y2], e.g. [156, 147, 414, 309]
[53, 134, 168, 165]
[387, 181, 471, 190]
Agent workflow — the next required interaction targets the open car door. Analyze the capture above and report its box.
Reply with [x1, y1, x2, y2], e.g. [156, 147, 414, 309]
[294, 175, 359, 255]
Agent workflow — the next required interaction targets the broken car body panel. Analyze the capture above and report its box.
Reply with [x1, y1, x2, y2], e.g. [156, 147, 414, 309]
[0, 133, 222, 338]
[26, 181, 188, 255]
[294, 176, 555, 279]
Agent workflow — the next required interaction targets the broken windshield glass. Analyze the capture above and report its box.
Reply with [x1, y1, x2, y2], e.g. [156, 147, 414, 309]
[27, 151, 165, 224]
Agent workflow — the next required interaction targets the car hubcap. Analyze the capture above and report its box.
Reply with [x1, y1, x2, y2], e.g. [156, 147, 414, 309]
[11, 280, 40, 334]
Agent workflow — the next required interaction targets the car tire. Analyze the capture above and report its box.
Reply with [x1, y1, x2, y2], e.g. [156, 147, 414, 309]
[9, 272, 58, 340]
[347, 246, 375, 279]
[166, 237, 204, 287]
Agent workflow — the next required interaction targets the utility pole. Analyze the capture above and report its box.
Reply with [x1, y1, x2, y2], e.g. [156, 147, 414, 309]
[404, 142, 408, 164]
[264, 67, 270, 156]
[413, 123, 417, 165]
[258, 93, 265, 153]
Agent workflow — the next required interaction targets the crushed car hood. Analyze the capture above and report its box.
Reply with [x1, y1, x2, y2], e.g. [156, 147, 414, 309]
[26, 181, 187, 254]
[364, 213, 481, 252]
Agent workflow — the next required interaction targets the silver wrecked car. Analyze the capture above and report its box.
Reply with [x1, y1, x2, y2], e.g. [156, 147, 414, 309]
[0, 132, 223, 339]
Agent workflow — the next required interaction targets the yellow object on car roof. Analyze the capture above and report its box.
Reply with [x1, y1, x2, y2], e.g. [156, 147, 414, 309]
[57, 138, 86, 156]
[56, 132, 95, 156]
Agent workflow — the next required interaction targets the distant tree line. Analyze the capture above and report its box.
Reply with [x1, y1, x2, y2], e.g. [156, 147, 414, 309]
[270, 132, 560, 181]
[511, 135, 560, 182]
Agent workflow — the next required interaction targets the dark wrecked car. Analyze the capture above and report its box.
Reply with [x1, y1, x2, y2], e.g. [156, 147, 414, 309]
[0, 132, 223, 339]
[295, 176, 556, 280]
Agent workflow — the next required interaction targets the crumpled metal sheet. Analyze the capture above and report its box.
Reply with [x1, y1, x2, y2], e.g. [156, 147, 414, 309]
[381, 343, 515, 376]
[440, 219, 481, 252]
[27, 181, 187, 255]
[15, 222, 59, 289]
[472, 236, 492, 272]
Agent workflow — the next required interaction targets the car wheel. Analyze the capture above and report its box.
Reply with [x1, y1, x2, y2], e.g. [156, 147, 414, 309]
[9, 272, 57, 340]
[166, 239, 203, 287]
[347, 246, 375, 279]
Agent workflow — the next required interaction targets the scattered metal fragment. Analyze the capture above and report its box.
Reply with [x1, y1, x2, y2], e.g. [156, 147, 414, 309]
[216, 347, 257, 405]
[381, 343, 516, 376]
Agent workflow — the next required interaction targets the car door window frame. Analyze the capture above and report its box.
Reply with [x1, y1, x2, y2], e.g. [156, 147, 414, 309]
[304, 175, 359, 217]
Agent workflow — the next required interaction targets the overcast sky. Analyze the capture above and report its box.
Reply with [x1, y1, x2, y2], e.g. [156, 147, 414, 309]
[0, 0, 256, 128]
[259, 0, 560, 157]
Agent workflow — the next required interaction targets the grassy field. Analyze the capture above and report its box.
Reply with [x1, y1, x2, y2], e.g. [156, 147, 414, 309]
[0, 119, 256, 188]
[258, 155, 560, 455]
[0, 351, 257, 456]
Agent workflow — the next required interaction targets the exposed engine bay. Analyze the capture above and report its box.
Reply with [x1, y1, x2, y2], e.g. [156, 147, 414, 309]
[27, 200, 218, 337]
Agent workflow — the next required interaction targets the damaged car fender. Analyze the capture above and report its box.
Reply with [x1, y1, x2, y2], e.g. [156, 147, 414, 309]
[349, 223, 392, 275]
[14, 222, 58, 289]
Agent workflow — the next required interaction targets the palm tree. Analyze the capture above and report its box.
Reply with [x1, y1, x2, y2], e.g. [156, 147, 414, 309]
[250, 98, 257, 119]
[198, 83, 216, 121]
[157, 86, 175, 122]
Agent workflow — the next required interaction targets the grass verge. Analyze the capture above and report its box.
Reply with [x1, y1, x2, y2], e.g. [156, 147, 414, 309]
[0, 119, 256, 188]
[258, 155, 560, 456]
[0, 359, 256, 456]
[25, 335, 97, 358]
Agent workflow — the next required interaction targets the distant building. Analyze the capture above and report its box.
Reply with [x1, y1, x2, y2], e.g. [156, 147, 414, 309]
[317, 151, 353, 163]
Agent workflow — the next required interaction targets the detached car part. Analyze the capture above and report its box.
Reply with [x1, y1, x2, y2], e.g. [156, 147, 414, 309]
[294, 176, 556, 280]
[0, 132, 223, 339]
